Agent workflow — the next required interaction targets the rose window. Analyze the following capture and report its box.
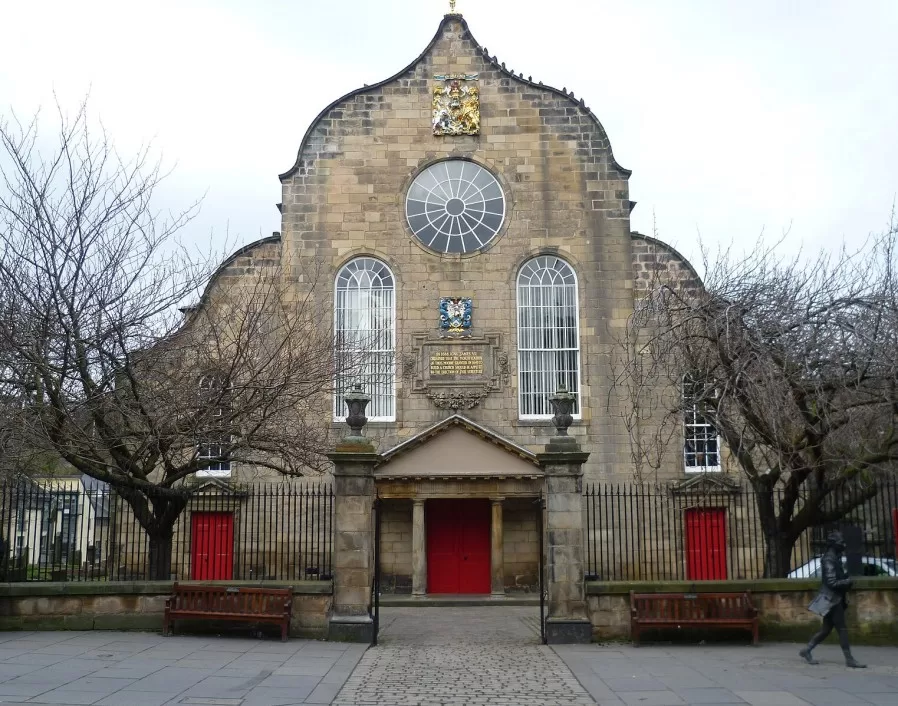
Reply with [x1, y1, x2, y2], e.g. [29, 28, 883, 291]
[405, 160, 506, 254]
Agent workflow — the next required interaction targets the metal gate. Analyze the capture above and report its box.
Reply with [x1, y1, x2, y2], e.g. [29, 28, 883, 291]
[537, 495, 546, 644]
[370, 497, 382, 645]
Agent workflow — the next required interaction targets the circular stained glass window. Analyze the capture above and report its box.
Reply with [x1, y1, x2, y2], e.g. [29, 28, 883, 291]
[405, 160, 506, 254]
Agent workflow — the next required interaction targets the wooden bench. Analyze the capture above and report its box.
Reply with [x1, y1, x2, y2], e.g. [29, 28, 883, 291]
[163, 583, 293, 641]
[630, 591, 758, 646]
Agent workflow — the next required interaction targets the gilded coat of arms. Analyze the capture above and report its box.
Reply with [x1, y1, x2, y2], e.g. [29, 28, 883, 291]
[439, 297, 472, 332]
[432, 74, 480, 136]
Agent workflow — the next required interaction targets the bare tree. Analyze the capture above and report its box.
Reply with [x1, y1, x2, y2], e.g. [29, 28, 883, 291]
[0, 103, 369, 578]
[614, 223, 898, 577]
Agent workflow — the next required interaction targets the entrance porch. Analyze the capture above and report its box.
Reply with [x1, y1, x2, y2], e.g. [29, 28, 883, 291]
[328, 410, 592, 644]
[373, 417, 543, 597]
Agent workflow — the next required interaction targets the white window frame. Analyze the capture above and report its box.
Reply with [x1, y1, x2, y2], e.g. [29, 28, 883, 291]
[197, 374, 231, 477]
[334, 257, 396, 422]
[516, 256, 581, 419]
[683, 377, 721, 473]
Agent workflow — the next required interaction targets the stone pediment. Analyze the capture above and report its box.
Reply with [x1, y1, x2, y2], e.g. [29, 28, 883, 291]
[670, 473, 741, 496]
[376, 415, 541, 479]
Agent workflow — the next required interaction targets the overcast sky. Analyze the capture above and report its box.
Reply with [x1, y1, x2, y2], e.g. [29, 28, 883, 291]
[1, 0, 896, 267]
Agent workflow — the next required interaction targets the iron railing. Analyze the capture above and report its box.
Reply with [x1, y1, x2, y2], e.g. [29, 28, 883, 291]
[0, 479, 333, 582]
[584, 480, 898, 581]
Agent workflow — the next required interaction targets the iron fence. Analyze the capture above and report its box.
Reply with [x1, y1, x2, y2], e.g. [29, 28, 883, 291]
[584, 480, 898, 582]
[0, 479, 333, 583]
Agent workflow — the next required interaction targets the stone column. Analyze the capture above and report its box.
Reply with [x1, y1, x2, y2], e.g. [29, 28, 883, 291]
[412, 499, 427, 597]
[327, 384, 382, 643]
[490, 498, 505, 596]
[535, 386, 592, 644]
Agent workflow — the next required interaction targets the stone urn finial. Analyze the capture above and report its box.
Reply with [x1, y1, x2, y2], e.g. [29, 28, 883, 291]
[344, 383, 370, 437]
[549, 385, 575, 436]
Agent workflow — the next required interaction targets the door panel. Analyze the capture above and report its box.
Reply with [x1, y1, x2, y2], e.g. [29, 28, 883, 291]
[191, 512, 234, 580]
[685, 508, 727, 580]
[427, 499, 490, 594]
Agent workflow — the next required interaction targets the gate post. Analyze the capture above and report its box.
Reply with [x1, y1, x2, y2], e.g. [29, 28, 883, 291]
[327, 385, 382, 643]
[536, 387, 592, 644]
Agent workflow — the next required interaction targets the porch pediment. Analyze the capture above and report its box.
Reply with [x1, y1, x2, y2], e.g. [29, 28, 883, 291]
[670, 472, 741, 495]
[375, 415, 541, 480]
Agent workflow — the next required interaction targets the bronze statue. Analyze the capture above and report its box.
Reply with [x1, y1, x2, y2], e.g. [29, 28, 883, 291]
[799, 531, 866, 668]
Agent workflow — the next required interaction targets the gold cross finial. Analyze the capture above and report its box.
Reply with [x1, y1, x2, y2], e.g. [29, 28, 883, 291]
[449, 0, 456, 12]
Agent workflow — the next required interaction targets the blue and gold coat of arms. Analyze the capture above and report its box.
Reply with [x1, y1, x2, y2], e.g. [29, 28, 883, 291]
[439, 297, 472, 333]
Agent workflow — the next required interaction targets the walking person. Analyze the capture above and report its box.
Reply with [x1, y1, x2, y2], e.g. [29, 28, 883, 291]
[799, 531, 866, 668]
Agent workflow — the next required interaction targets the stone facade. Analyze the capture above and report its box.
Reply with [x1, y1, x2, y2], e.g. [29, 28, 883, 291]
[198, 13, 701, 484]
[187, 12, 709, 613]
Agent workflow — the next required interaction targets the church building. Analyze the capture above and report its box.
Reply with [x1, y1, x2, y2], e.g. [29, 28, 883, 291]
[192, 7, 717, 628]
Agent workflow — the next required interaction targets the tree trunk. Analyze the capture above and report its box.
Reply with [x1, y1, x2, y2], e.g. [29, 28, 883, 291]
[753, 483, 797, 578]
[763, 532, 795, 578]
[147, 526, 174, 581]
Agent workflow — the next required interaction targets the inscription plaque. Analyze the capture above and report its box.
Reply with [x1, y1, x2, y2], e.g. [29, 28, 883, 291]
[429, 351, 484, 376]
[408, 333, 510, 410]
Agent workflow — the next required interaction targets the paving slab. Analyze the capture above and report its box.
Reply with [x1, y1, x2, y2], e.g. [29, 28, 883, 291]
[555, 642, 898, 706]
[0, 630, 365, 706]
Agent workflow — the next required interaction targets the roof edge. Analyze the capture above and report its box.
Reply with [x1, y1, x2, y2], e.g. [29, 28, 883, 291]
[631, 231, 703, 287]
[181, 233, 282, 325]
[279, 14, 631, 181]
[378, 413, 539, 467]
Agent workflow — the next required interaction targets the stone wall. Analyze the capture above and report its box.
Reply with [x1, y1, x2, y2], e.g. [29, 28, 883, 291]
[502, 498, 539, 592]
[225, 13, 640, 484]
[587, 579, 898, 645]
[380, 500, 413, 593]
[0, 582, 332, 639]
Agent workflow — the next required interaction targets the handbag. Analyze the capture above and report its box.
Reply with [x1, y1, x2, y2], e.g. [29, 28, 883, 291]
[807, 593, 832, 617]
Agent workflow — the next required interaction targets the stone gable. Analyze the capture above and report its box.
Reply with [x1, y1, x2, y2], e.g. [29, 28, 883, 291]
[197, 14, 700, 485]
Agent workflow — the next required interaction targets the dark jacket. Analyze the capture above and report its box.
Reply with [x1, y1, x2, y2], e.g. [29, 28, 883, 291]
[809, 548, 852, 616]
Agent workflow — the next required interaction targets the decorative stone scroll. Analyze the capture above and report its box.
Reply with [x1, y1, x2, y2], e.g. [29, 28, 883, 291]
[432, 74, 480, 136]
[426, 388, 488, 410]
[408, 332, 509, 409]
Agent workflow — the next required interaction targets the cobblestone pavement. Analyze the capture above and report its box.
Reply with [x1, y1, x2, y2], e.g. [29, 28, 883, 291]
[332, 606, 594, 706]
[0, 629, 366, 705]
[554, 641, 898, 706]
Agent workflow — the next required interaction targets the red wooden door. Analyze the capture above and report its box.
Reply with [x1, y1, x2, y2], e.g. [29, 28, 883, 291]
[191, 512, 234, 580]
[427, 499, 491, 594]
[685, 508, 728, 580]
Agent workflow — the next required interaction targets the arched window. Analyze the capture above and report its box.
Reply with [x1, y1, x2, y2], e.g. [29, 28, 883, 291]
[197, 374, 231, 477]
[516, 256, 580, 418]
[334, 257, 395, 420]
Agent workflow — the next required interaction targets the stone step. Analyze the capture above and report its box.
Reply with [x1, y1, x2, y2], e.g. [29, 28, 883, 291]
[378, 594, 540, 607]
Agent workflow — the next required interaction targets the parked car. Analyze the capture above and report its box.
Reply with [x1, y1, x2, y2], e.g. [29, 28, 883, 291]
[788, 556, 898, 579]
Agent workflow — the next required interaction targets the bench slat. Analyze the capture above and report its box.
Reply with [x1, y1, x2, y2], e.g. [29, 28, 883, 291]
[164, 583, 294, 642]
[629, 591, 758, 647]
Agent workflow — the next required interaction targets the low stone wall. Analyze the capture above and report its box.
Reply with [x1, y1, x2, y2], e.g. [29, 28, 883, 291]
[0, 581, 332, 639]
[588, 578, 898, 645]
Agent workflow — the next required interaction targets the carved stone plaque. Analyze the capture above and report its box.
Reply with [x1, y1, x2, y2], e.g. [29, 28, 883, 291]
[408, 333, 510, 410]
[432, 73, 480, 136]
